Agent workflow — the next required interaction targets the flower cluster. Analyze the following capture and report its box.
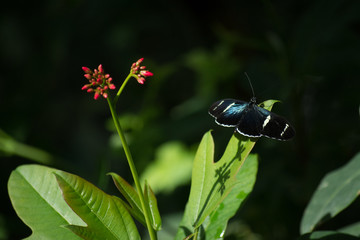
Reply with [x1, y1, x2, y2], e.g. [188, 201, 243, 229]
[81, 64, 115, 100]
[130, 58, 153, 84]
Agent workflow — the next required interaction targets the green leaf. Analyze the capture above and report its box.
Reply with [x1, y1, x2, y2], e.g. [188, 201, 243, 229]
[113, 196, 146, 227]
[298, 231, 360, 240]
[176, 100, 277, 239]
[8, 164, 84, 240]
[338, 221, 360, 237]
[0, 129, 54, 164]
[108, 172, 145, 225]
[203, 154, 258, 239]
[300, 152, 360, 234]
[144, 181, 162, 231]
[140, 142, 194, 194]
[55, 171, 140, 240]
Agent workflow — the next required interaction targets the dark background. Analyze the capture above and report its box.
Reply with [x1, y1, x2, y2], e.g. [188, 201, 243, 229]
[1, 0, 360, 239]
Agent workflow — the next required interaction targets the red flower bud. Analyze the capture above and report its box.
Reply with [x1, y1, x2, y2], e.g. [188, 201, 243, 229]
[137, 77, 145, 84]
[98, 64, 104, 73]
[136, 58, 144, 65]
[94, 92, 100, 100]
[82, 67, 91, 73]
[81, 84, 89, 90]
[140, 70, 153, 77]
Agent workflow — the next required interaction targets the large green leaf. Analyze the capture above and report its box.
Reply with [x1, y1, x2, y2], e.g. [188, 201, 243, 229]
[55, 171, 140, 240]
[176, 100, 277, 239]
[8, 164, 85, 240]
[202, 154, 258, 239]
[300, 152, 360, 234]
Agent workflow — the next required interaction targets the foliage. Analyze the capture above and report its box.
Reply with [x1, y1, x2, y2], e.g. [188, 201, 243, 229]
[8, 165, 85, 240]
[7, 87, 278, 240]
[0, 129, 54, 165]
[2, 1, 360, 239]
[139, 142, 194, 194]
[299, 152, 360, 239]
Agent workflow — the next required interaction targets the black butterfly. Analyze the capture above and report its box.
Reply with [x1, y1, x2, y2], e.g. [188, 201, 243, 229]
[209, 73, 296, 141]
[209, 97, 295, 140]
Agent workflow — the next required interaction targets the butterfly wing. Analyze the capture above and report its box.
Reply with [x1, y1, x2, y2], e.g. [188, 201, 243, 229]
[255, 106, 296, 140]
[209, 99, 248, 127]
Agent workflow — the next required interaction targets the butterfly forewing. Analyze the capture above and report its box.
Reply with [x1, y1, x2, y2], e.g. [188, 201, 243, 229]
[209, 99, 248, 127]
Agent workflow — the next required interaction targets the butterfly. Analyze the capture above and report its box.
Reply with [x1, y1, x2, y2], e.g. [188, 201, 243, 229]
[209, 98, 295, 140]
[208, 74, 295, 141]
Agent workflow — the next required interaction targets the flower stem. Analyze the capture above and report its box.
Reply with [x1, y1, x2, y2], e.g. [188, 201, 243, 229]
[113, 72, 133, 106]
[107, 96, 157, 240]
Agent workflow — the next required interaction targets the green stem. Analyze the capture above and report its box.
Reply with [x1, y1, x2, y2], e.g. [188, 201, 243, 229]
[107, 82, 157, 240]
[113, 72, 133, 105]
[193, 228, 199, 240]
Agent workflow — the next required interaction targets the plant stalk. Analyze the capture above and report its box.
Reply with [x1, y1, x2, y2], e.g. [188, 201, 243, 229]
[107, 85, 157, 240]
[113, 72, 133, 105]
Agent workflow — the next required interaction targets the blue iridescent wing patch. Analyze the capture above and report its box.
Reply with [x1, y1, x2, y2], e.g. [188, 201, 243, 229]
[209, 99, 248, 127]
[209, 98, 295, 141]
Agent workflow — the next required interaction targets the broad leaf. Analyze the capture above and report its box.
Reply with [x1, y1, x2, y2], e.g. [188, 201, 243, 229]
[300, 152, 360, 234]
[176, 100, 277, 239]
[8, 164, 84, 240]
[203, 154, 258, 239]
[55, 171, 140, 240]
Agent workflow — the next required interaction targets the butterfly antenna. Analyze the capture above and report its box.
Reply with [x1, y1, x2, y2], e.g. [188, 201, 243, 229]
[244, 72, 256, 100]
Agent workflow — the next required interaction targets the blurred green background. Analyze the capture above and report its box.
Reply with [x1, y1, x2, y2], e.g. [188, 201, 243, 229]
[1, 0, 360, 239]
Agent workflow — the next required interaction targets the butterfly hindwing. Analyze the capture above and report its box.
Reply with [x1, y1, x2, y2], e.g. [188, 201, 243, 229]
[260, 110, 295, 140]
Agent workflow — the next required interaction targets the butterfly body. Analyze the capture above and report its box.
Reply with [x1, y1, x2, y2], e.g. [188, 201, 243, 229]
[209, 98, 295, 141]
